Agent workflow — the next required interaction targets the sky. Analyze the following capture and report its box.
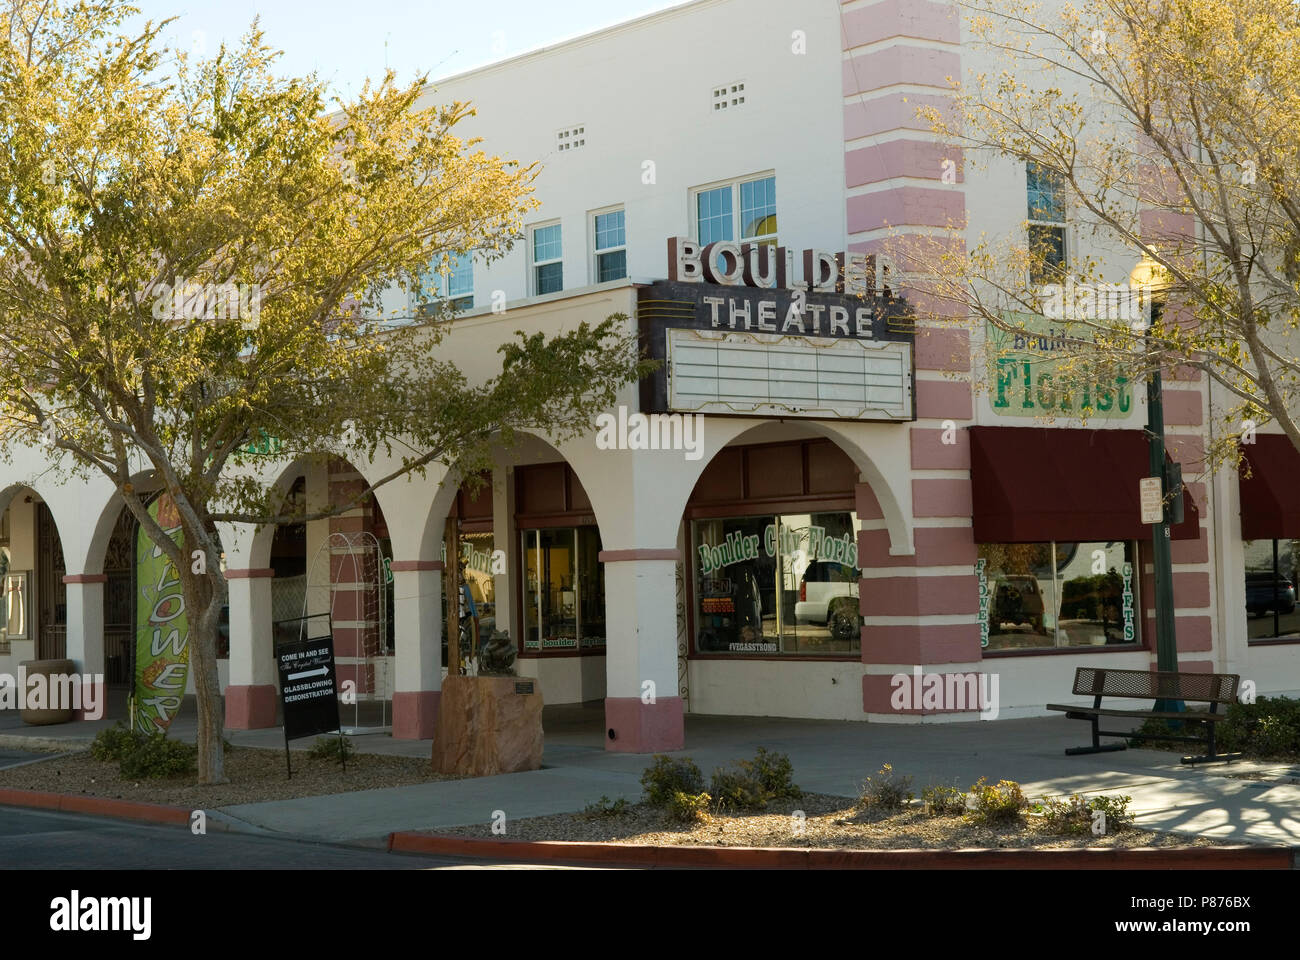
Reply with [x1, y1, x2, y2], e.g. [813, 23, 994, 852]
[126, 0, 688, 99]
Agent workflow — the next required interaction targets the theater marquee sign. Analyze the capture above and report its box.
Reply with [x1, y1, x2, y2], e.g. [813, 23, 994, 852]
[637, 237, 915, 422]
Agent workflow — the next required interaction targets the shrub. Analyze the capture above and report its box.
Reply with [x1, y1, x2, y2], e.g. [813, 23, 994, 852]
[1219, 696, 1300, 759]
[1128, 716, 1185, 750]
[308, 736, 354, 763]
[640, 755, 704, 807]
[581, 795, 628, 819]
[859, 763, 913, 812]
[666, 790, 711, 824]
[118, 731, 197, 779]
[740, 747, 801, 801]
[90, 723, 140, 763]
[921, 783, 967, 816]
[710, 768, 768, 812]
[968, 777, 1025, 824]
[1035, 793, 1134, 835]
[708, 748, 803, 812]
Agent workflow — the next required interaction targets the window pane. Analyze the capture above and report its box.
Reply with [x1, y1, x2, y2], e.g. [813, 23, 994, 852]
[696, 186, 733, 245]
[532, 224, 562, 262]
[596, 249, 627, 282]
[1245, 539, 1299, 640]
[460, 532, 496, 619]
[447, 255, 473, 299]
[978, 543, 1054, 649]
[693, 511, 860, 656]
[787, 511, 861, 654]
[1055, 541, 1138, 646]
[535, 261, 563, 294]
[576, 526, 606, 647]
[740, 176, 776, 239]
[594, 210, 625, 251]
[1026, 161, 1065, 221]
[521, 528, 577, 650]
[1028, 224, 1066, 284]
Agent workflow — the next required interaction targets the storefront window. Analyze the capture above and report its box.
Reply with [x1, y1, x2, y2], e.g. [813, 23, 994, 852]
[692, 511, 862, 656]
[521, 526, 605, 651]
[1244, 539, 1299, 640]
[978, 541, 1139, 650]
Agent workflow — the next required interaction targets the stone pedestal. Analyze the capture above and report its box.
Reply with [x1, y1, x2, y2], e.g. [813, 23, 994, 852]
[431, 675, 543, 776]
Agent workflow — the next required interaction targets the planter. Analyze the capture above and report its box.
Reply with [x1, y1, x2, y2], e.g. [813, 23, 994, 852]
[18, 659, 77, 725]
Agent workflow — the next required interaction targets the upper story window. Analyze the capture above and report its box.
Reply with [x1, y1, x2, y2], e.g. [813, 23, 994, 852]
[693, 174, 777, 250]
[592, 208, 626, 282]
[417, 253, 473, 318]
[1026, 161, 1066, 285]
[531, 222, 563, 295]
[442, 255, 474, 310]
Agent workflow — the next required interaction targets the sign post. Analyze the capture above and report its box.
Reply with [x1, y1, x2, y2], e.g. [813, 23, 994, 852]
[275, 627, 344, 779]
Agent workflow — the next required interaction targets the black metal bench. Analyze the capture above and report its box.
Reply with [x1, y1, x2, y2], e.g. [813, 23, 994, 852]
[1046, 667, 1241, 765]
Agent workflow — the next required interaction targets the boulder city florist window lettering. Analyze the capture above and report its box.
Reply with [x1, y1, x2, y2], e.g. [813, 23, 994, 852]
[698, 522, 858, 574]
[0, 668, 103, 719]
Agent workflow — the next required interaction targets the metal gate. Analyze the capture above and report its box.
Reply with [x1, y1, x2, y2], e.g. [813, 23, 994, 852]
[286, 531, 390, 735]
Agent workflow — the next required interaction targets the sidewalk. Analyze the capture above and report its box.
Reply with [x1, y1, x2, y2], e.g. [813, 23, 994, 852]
[4, 702, 1298, 848]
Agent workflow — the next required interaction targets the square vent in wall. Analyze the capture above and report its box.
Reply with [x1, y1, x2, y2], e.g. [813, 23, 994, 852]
[556, 125, 586, 152]
[712, 81, 745, 111]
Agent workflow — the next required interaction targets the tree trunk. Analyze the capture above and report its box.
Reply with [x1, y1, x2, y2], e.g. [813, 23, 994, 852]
[179, 563, 228, 784]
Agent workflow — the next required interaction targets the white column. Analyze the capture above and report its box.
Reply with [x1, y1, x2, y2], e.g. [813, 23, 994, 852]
[224, 569, 276, 728]
[391, 563, 443, 738]
[601, 552, 684, 752]
[61, 576, 106, 720]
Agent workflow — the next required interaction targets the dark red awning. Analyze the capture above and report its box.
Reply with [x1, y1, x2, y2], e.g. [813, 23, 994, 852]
[970, 426, 1200, 543]
[1239, 433, 1300, 539]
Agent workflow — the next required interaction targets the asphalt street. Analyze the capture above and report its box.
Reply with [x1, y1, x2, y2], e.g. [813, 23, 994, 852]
[0, 805, 606, 870]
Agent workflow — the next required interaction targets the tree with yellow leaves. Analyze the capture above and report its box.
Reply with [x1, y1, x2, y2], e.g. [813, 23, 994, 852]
[0, 0, 647, 782]
[907, 0, 1300, 462]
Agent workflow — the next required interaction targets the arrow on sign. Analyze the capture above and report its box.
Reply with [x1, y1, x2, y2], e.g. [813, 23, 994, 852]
[287, 667, 329, 681]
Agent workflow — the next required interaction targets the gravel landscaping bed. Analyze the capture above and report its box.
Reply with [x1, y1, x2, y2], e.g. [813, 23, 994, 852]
[0, 745, 454, 807]
[438, 793, 1227, 849]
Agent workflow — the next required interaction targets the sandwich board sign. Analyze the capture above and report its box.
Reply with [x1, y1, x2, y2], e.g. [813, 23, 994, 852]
[275, 631, 344, 777]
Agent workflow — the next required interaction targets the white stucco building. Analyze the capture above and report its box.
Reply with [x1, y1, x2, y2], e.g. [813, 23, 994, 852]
[1, 0, 1296, 752]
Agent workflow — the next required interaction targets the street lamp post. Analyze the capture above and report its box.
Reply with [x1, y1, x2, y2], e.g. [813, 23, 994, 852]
[1131, 255, 1184, 713]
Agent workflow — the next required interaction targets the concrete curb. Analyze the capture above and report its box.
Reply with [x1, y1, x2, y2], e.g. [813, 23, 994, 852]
[0, 733, 91, 752]
[0, 786, 221, 830]
[387, 832, 1297, 869]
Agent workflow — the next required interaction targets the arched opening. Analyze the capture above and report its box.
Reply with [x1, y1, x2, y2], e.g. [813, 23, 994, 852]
[102, 505, 137, 687]
[0, 487, 68, 666]
[247, 456, 398, 732]
[674, 423, 884, 721]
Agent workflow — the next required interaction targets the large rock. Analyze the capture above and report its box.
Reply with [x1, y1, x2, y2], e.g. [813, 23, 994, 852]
[19, 659, 76, 725]
[431, 675, 543, 777]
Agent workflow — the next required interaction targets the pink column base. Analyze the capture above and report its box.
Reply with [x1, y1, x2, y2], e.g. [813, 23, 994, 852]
[224, 684, 279, 729]
[74, 678, 107, 722]
[604, 697, 685, 753]
[392, 690, 440, 740]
